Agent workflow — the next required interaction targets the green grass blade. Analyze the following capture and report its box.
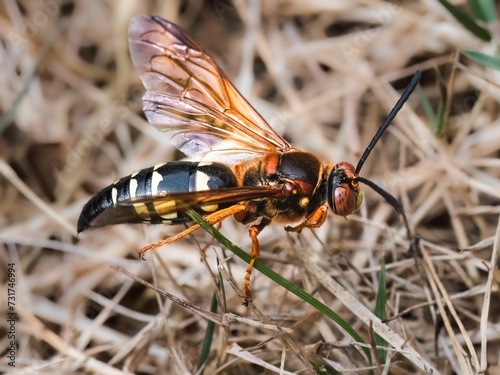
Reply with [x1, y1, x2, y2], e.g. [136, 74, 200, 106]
[197, 285, 219, 373]
[374, 260, 388, 365]
[185, 209, 372, 364]
[435, 100, 446, 138]
[417, 86, 439, 130]
[463, 50, 500, 70]
[418, 84, 447, 137]
[438, 0, 491, 41]
[467, 0, 496, 23]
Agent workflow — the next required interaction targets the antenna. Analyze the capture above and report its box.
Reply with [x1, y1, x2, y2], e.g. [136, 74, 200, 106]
[355, 71, 421, 175]
[353, 71, 421, 255]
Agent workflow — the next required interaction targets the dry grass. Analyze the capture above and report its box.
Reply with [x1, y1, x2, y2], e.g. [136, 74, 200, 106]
[1, 0, 499, 374]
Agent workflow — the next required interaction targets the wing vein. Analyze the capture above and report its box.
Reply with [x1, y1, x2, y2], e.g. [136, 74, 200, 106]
[128, 15, 291, 162]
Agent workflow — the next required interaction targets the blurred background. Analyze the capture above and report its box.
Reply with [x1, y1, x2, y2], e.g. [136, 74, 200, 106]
[1, 0, 499, 373]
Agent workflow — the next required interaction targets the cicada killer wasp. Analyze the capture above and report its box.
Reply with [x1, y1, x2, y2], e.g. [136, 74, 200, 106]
[78, 15, 420, 304]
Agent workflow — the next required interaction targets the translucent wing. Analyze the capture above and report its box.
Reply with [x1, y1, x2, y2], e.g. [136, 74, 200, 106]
[83, 185, 288, 228]
[128, 15, 292, 159]
[119, 185, 288, 214]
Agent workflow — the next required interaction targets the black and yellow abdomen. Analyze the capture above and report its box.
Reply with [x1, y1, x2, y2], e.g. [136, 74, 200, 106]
[77, 161, 238, 232]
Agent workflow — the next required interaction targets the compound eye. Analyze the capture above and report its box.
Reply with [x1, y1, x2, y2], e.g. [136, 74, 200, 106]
[332, 185, 363, 216]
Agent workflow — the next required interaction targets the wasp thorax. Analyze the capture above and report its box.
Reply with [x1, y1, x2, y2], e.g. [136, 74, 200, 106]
[327, 162, 363, 217]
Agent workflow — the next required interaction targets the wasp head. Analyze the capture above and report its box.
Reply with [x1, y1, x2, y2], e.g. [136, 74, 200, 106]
[327, 162, 363, 217]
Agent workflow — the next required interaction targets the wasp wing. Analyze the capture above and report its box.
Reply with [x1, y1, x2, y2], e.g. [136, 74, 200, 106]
[119, 184, 287, 215]
[81, 185, 287, 229]
[128, 15, 292, 159]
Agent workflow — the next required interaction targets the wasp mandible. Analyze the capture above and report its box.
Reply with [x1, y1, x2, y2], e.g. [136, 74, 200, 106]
[78, 15, 420, 304]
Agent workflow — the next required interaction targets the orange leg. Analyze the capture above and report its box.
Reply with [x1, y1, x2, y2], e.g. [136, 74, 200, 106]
[285, 204, 328, 233]
[139, 204, 246, 259]
[242, 219, 270, 305]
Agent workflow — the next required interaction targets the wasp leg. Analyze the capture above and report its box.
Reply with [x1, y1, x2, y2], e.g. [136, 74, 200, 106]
[285, 204, 328, 233]
[242, 218, 271, 305]
[139, 204, 246, 259]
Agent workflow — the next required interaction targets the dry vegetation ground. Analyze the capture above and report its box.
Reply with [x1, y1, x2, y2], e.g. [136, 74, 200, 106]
[1, 0, 499, 374]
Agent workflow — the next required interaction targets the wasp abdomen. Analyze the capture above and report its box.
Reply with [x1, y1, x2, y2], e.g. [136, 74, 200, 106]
[77, 161, 237, 232]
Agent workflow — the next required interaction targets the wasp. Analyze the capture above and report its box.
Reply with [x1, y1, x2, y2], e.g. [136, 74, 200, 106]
[78, 15, 420, 304]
